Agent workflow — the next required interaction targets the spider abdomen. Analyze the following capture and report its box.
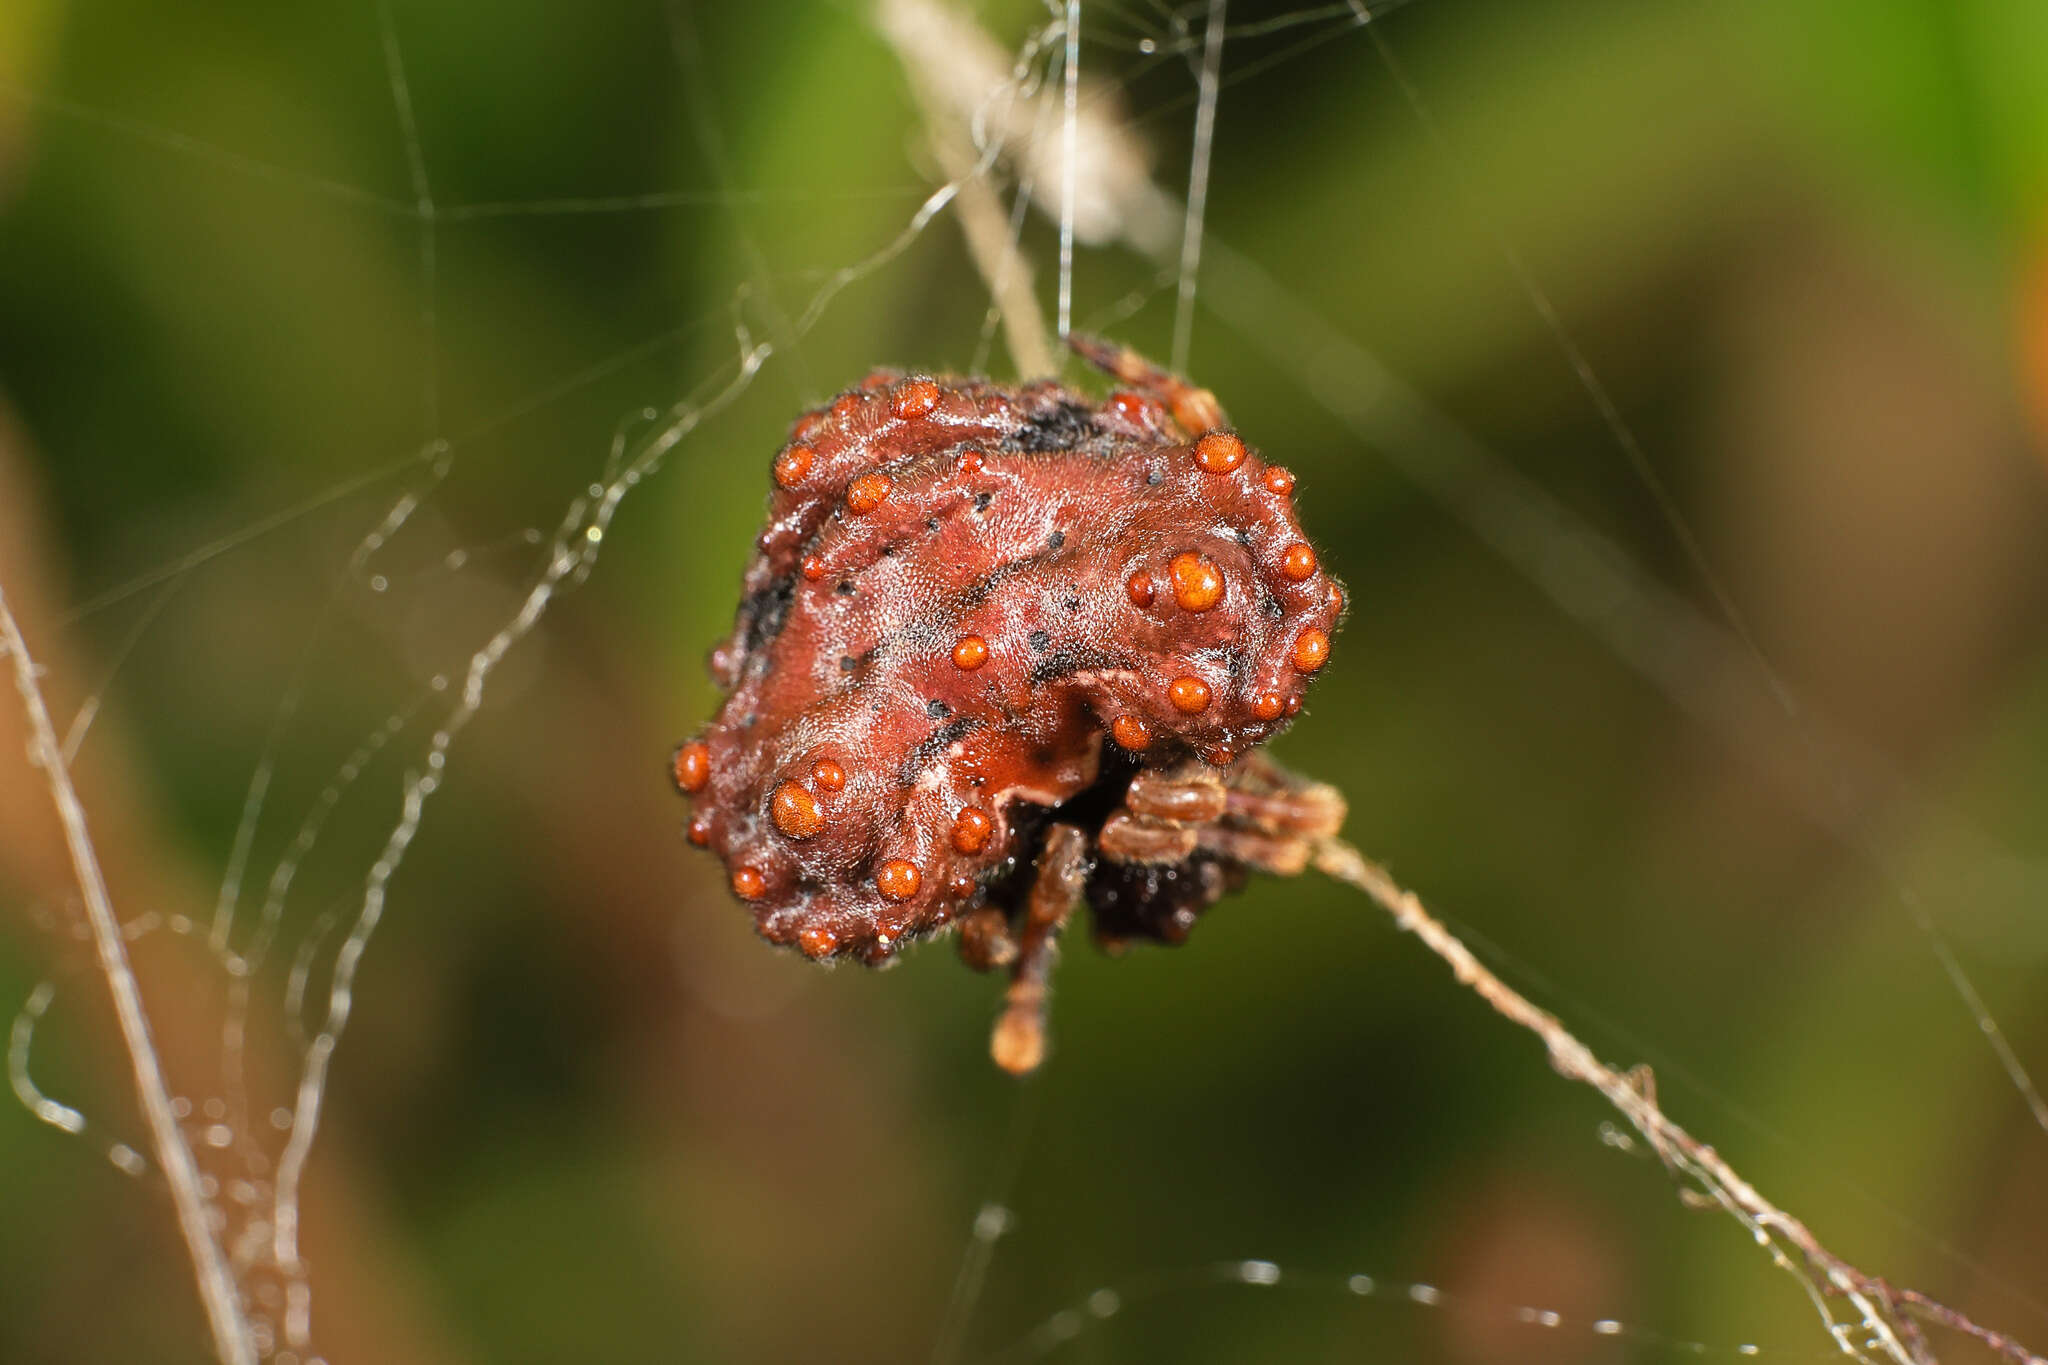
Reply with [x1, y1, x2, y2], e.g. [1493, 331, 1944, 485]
[674, 340, 1341, 964]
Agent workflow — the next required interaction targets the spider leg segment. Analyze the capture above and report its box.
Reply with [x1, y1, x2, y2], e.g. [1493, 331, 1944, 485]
[1222, 750, 1346, 838]
[990, 822, 1092, 1075]
[1197, 755, 1346, 873]
[1066, 334, 1227, 434]
[1124, 765, 1227, 823]
[1098, 760, 1222, 864]
[1105, 751, 1347, 881]
[956, 905, 1019, 971]
[1098, 811, 1198, 863]
[1191, 823, 1313, 877]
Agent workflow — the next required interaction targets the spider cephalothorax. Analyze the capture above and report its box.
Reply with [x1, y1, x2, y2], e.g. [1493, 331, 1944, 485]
[672, 336, 1344, 1071]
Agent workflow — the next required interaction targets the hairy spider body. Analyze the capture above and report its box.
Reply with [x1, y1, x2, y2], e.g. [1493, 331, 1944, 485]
[674, 337, 1344, 1070]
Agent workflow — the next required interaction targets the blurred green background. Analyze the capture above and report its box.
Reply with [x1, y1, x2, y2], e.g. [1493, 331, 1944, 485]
[3, 1, 2048, 1362]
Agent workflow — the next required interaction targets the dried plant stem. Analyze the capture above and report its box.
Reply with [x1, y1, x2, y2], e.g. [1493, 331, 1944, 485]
[1312, 838, 2041, 1365]
[926, 110, 1055, 380]
[0, 584, 254, 1365]
[877, 0, 1056, 381]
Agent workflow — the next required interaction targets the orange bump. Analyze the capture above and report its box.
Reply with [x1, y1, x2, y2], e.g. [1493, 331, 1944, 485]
[1126, 569, 1156, 608]
[952, 635, 990, 670]
[1281, 542, 1317, 581]
[1292, 626, 1331, 673]
[673, 741, 710, 793]
[773, 444, 814, 489]
[957, 448, 985, 475]
[952, 807, 994, 854]
[1169, 675, 1212, 714]
[798, 925, 838, 959]
[1169, 552, 1225, 612]
[802, 555, 826, 582]
[1252, 691, 1286, 722]
[687, 814, 712, 846]
[1203, 745, 1236, 767]
[1264, 466, 1295, 496]
[876, 859, 923, 901]
[811, 758, 846, 791]
[771, 781, 825, 839]
[731, 866, 767, 900]
[1327, 580, 1345, 614]
[1106, 391, 1151, 425]
[892, 378, 941, 419]
[1285, 694, 1302, 716]
[1111, 714, 1152, 751]
[847, 472, 892, 513]
[1194, 431, 1246, 473]
[792, 411, 824, 441]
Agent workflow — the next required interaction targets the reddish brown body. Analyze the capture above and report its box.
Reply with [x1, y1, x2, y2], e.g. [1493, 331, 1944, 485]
[673, 338, 1342, 971]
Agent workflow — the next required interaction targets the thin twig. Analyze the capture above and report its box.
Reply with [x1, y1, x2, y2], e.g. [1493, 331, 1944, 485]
[920, 92, 1056, 379]
[874, 0, 1178, 258]
[1312, 838, 2043, 1365]
[0, 583, 255, 1365]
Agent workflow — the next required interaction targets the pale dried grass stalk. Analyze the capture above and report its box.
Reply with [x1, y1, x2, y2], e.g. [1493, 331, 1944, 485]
[1314, 839, 2043, 1365]
[0, 582, 255, 1365]
[914, 80, 1056, 379]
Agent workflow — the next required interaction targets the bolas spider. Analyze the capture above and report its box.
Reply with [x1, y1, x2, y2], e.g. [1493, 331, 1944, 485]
[672, 336, 1345, 1072]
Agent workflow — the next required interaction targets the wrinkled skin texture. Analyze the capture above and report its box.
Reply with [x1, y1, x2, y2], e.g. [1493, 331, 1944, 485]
[673, 337, 1343, 1061]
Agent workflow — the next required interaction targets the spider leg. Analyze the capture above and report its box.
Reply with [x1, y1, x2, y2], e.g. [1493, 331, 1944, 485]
[990, 822, 1091, 1074]
[1124, 765, 1226, 823]
[1191, 823, 1312, 877]
[957, 905, 1019, 971]
[1098, 811, 1197, 863]
[1100, 761, 1224, 864]
[1066, 334, 1227, 434]
[1222, 751, 1347, 841]
[1178, 751, 1347, 876]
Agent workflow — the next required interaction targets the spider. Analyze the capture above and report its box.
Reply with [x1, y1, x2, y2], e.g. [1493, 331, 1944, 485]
[673, 336, 1345, 1072]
